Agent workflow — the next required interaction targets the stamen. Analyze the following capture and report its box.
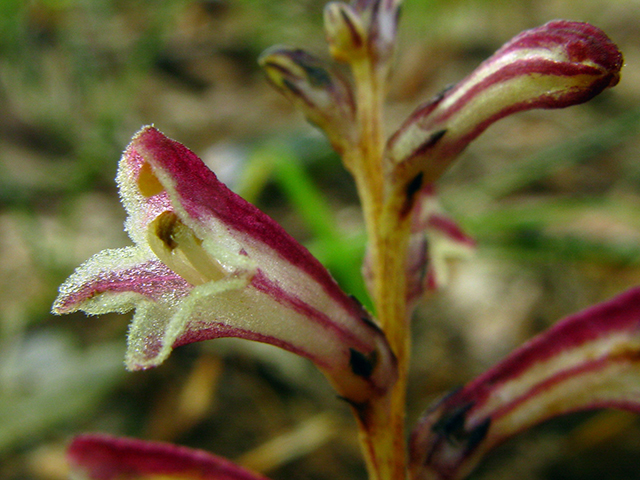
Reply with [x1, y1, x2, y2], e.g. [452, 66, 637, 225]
[148, 211, 227, 285]
[138, 162, 165, 197]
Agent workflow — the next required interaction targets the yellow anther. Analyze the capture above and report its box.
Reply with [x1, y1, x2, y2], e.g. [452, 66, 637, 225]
[138, 162, 165, 197]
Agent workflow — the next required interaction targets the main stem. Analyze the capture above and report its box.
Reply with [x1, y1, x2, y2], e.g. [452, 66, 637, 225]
[350, 58, 413, 480]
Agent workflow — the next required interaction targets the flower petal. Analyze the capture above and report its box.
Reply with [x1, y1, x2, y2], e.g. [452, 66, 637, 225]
[67, 433, 271, 480]
[132, 127, 396, 402]
[409, 286, 640, 480]
[325, 0, 402, 67]
[52, 246, 190, 316]
[363, 184, 475, 308]
[386, 21, 623, 193]
[55, 127, 397, 404]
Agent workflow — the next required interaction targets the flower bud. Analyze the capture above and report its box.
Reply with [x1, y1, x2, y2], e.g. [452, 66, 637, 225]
[386, 21, 623, 194]
[324, 2, 367, 63]
[259, 46, 356, 153]
[410, 286, 640, 480]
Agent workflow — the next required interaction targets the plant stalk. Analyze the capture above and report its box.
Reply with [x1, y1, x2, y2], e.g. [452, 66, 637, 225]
[349, 57, 413, 480]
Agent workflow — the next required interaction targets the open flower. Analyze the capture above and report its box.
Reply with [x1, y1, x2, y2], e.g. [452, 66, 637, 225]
[53, 126, 396, 405]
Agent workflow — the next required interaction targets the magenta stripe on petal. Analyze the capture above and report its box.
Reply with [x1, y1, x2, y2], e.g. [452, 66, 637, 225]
[409, 286, 640, 480]
[489, 354, 640, 424]
[68, 434, 270, 480]
[460, 286, 640, 404]
[53, 258, 190, 314]
[249, 269, 371, 350]
[132, 127, 358, 314]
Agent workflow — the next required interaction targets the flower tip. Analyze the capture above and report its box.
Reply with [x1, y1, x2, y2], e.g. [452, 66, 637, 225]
[323, 2, 366, 63]
[510, 20, 624, 87]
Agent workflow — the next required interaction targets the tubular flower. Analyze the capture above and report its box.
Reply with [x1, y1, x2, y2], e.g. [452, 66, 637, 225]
[363, 184, 475, 308]
[405, 184, 475, 303]
[53, 126, 396, 405]
[409, 286, 640, 480]
[386, 20, 623, 196]
[259, 47, 357, 155]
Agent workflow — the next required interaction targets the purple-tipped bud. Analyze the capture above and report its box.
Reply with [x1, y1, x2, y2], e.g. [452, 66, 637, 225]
[409, 287, 640, 480]
[259, 47, 356, 154]
[386, 21, 623, 191]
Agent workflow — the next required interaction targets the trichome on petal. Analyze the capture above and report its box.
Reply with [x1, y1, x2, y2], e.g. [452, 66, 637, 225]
[53, 126, 397, 405]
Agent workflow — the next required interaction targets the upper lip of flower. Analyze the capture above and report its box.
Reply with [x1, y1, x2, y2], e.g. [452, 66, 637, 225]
[53, 126, 397, 405]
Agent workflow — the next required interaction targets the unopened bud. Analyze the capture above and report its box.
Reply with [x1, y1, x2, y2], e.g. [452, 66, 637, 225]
[259, 46, 356, 153]
[386, 20, 623, 192]
[324, 2, 367, 63]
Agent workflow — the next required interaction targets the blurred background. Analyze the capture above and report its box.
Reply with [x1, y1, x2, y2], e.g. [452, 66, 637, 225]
[1, 0, 640, 479]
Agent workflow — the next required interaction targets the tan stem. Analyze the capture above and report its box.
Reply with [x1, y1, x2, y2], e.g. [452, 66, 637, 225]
[348, 57, 413, 480]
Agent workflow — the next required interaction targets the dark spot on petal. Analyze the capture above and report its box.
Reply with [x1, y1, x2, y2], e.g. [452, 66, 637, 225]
[430, 401, 489, 455]
[466, 418, 491, 453]
[300, 63, 332, 87]
[400, 171, 424, 217]
[349, 348, 378, 378]
[411, 129, 447, 159]
[406, 171, 423, 201]
[431, 402, 473, 444]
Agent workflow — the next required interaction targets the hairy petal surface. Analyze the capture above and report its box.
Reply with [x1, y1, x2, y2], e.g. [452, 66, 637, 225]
[68, 434, 270, 480]
[386, 20, 623, 194]
[409, 286, 640, 480]
[53, 126, 396, 404]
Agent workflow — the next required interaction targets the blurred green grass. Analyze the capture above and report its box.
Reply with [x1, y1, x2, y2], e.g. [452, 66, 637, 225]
[1, 1, 640, 479]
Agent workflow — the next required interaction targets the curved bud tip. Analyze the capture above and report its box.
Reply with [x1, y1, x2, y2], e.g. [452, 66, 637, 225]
[409, 286, 640, 480]
[259, 46, 356, 153]
[503, 20, 623, 89]
[324, 2, 366, 63]
[386, 20, 623, 191]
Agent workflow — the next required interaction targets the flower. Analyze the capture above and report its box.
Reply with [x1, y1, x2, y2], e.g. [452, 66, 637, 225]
[405, 184, 475, 301]
[363, 183, 475, 307]
[386, 20, 623, 197]
[53, 126, 396, 405]
[324, 0, 403, 67]
[409, 286, 640, 480]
